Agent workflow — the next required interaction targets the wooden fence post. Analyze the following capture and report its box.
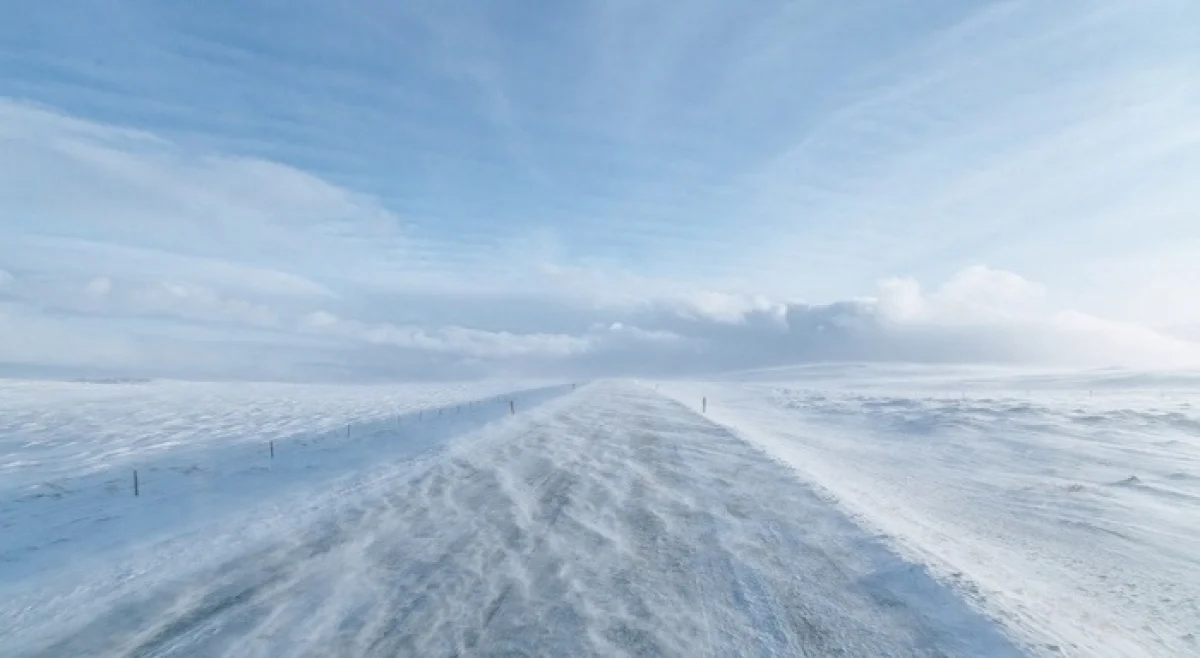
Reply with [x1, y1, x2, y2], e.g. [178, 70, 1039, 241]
[133, 469, 139, 497]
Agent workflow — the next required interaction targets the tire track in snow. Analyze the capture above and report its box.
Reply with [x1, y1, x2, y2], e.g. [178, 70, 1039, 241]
[21, 382, 1025, 657]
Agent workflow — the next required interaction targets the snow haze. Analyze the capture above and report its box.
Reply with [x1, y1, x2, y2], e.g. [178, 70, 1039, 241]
[5, 7, 1200, 655]
[3, 1, 1200, 379]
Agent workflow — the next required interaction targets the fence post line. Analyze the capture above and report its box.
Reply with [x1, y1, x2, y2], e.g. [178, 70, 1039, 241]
[269, 440, 274, 459]
[133, 469, 139, 497]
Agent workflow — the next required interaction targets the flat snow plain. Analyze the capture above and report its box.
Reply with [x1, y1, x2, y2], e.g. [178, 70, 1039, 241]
[660, 364, 1200, 657]
[0, 379, 560, 585]
[3, 367, 1195, 656]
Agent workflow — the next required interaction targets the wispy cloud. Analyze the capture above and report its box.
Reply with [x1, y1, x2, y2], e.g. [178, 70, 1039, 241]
[2, 1, 1198, 379]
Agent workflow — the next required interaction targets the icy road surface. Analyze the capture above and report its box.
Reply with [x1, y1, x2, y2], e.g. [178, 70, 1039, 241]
[1, 382, 1022, 657]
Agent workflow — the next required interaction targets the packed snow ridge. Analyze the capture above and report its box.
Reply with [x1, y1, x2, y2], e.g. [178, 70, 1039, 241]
[1, 366, 1197, 657]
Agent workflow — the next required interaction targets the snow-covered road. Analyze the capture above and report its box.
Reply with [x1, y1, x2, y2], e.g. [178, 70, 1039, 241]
[3, 382, 1022, 657]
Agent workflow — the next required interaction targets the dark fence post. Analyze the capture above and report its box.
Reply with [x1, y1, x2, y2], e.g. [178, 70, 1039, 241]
[269, 440, 274, 459]
[133, 469, 139, 497]
[509, 400, 515, 415]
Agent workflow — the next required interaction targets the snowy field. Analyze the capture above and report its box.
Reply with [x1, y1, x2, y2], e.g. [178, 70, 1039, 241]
[1, 368, 1196, 656]
[0, 379, 564, 583]
[660, 365, 1200, 657]
[2, 380, 1020, 657]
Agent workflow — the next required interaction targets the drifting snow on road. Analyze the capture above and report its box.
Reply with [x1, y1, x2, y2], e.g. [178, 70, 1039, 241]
[2, 383, 1021, 657]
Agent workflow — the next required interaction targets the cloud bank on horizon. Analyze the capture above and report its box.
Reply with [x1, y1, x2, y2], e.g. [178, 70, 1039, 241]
[2, 0, 1199, 380]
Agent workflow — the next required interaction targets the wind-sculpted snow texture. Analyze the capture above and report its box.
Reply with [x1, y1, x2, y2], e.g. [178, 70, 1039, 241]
[660, 365, 1200, 657]
[0, 379, 566, 583]
[1, 382, 1022, 657]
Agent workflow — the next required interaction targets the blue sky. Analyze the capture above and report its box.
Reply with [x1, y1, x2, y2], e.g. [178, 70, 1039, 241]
[2, 0, 1200, 379]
